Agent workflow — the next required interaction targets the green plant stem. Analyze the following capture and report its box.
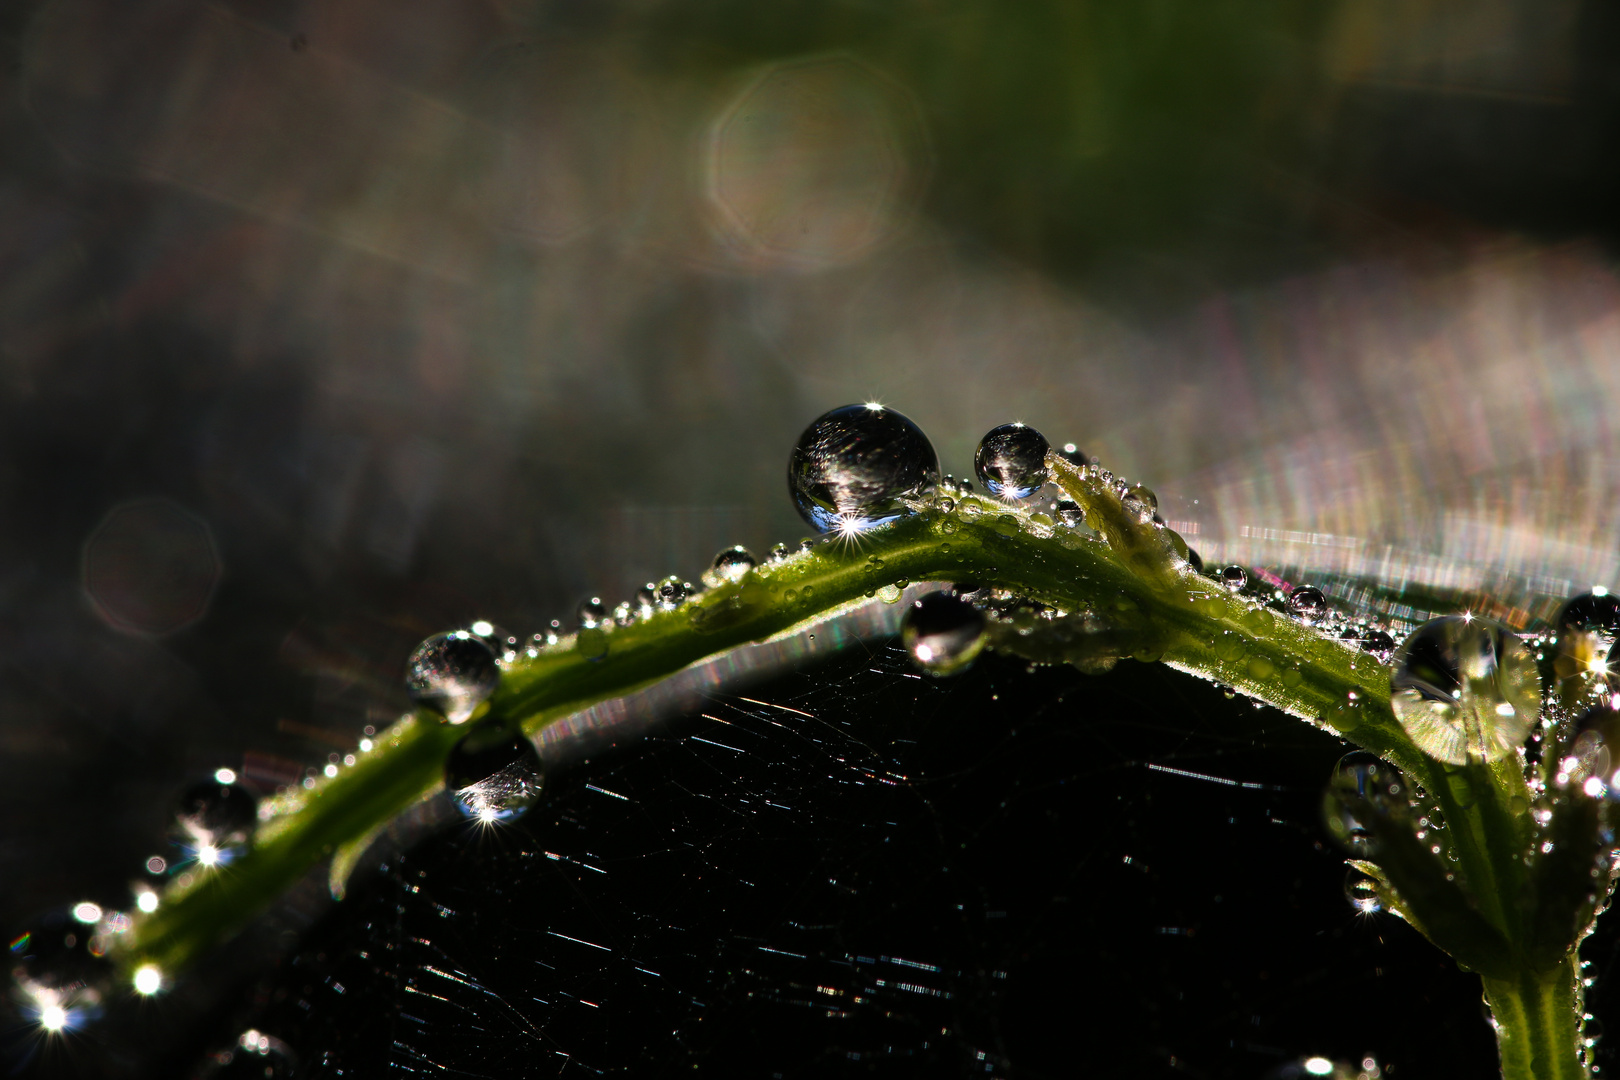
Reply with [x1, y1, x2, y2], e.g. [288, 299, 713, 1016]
[113, 476, 1595, 1079]
[1483, 960, 1586, 1080]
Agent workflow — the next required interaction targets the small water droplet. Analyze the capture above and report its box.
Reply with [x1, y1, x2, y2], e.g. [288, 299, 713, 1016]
[769, 543, 791, 563]
[657, 577, 692, 609]
[877, 583, 902, 604]
[1286, 586, 1328, 624]
[1218, 566, 1248, 592]
[635, 584, 658, 614]
[468, 620, 513, 660]
[613, 602, 634, 627]
[788, 404, 939, 534]
[1056, 442, 1087, 466]
[1390, 616, 1538, 765]
[1344, 867, 1383, 913]
[708, 545, 757, 584]
[576, 597, 607, 628]
[445, 723, 544, 824]
[902, 591, 987, 676]
[1323, 751, 1406, 855]
[1554, 707, 1620, 796]
[406, 632, 500, 725]
[974, 423, 1049, 500]
[204, 1029, 299, 1078]
[1119, 484, 1157, 523]
[174, 779, 258, 867]
[935, 496, 956, 514]
[1360, 629, 1396, 661]
[1052, 498, 1084, 529]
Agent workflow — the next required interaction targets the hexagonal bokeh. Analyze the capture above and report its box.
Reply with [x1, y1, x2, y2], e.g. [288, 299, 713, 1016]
[707, 54, 928, 269]
[82, 498, 222, 636]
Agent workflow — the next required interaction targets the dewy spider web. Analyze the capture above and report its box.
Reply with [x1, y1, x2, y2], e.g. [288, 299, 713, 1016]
[219, 637, 1509, 1078]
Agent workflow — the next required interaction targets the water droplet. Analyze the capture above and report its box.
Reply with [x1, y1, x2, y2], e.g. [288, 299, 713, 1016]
[1390, 616, 1538, 765]
[406, 631, 500, 725]
[788, 404, 940, 534]
[901, 591, 987, 676]
[1286, 586, 1328, 624]
[935, 496, 956, 514]
[769, 542, 791, 563]
[576, 597, 607, 628]
[1555, 591, 1620, 690]
[203, 1029, 299, 1078]
[1119, 484, 1157, 522]
[1218, 566, 1248, 592]
[1360, 629, 1396, 662]
[654, 578, 691, 609]
[445, 724, 544, 824]
[1344, 867, 1383, 913]
[877, 583, 903, 604]
[1056, 442, 1088, 466]
[8, 906, 115, 1032]
[634, 584, 658, 614]
[612, 602, 634, 627]
[1323, 751, 1406, 855]
[174, 779, 258, 867]
[707, 545, 757, 585]
[576, 626, 609, 660]
[974, 423, 1049, 501]
[1052, 498, 1084, 529]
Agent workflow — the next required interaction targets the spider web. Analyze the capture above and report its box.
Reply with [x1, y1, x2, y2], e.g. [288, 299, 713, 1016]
[224, 643, 1501, 1079]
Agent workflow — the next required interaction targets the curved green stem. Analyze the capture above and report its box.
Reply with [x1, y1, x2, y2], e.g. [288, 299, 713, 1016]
[112, 461, 1601, 1080]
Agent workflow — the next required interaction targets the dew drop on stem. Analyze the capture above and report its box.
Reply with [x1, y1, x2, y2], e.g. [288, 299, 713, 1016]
[1120, 484, 1157, 522]
[1344, 867, 1383, 913]
[1053, 498, 1083, 529]
[576, 597, 607, 628]
[707, 545, 757, 585]
[1554, 590, 1620, 690]
[444, 723, 544, 824]
[1056, 442, 1088, 466]
[7, 905, 118, 1033]
[1323, 751, 1407, 856]
[1286, 586, 1328, 624]
[405, 631, 500, 725]
[1389, 616, 1538, 765]
[1218, 565, 1248, 592]
[901, 590, 987, 676]
[974, 422, 1049, 500]
[174, 778, 258, 866]
[657, 577, 692, 609]
[788, 404, 939, 534]
[1359, 629, 1396, 662]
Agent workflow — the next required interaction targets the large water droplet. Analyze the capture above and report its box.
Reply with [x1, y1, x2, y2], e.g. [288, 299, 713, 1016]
[7, 906, 116, 1033]
[1120, 484, 1157, 522]
[1218, 565, 1248, 592]
[707, 545, 757, 585]
[1390, 616, 1538, 765]
[174, 779, 258, 867]
[405, 631, 500, 725]
[1286, 586, 1328, 625]
[901, 591, 987, 676]
[1555, 591, 1620, 690]
[974, 423, 1049, 501]
[788, 404, 939, 534]
[203, 1029, 299, 1079]
[1323, 751, 1407, 855]
[1344, 867, 1383, 913]
[445, 724, 544, 824]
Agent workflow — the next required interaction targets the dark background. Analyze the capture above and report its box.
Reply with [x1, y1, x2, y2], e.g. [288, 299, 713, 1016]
[5, 0, 1620, 1075]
